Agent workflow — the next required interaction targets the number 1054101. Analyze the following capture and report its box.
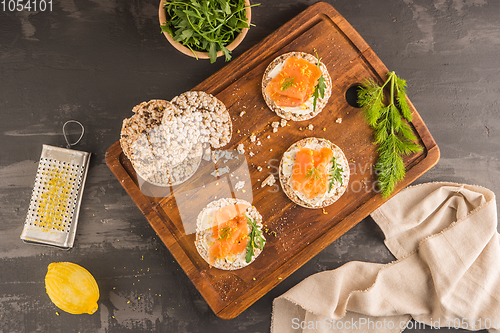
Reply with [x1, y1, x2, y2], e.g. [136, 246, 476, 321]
[1, 0, 52, 11]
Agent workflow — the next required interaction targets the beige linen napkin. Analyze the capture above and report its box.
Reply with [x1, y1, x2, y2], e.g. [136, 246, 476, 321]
[272, 182, 500, 333]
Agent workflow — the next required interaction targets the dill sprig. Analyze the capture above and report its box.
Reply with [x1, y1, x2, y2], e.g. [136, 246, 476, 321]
[328, 157, 343, 193]
[245, 216, 265, 263]
[281, 77, 296, 91]
[217, 226, 232, 241]
[305, 166, 321, 180]
[357, 71, 422, 198]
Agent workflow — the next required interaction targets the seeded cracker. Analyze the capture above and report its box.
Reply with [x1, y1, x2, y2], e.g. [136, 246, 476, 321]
[195, 198, 265, 270]
[262, 52, 332, 121]
[279, 137, 349, 208]
[120, 92, 232, 186]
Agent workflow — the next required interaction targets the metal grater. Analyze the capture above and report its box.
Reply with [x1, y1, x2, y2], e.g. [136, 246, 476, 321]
[21, 144, 91, 249]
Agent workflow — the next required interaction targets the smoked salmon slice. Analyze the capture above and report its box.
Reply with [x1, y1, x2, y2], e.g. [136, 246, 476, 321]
[265, 57, 322, 108]
[209, 204, 250, 262]
[292, 147, 333, 199]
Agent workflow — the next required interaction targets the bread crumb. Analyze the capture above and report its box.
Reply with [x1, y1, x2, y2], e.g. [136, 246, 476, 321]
[336, 117, 342, 124]
[257, 166, 263, 172]
[250, 135, 256, 142]
[237, 143, 245, 154]
[257, 141, 262, 146]
[239, 111, 246, 117]
[307, 124, 314, 130]
[280, 119, 287, 127]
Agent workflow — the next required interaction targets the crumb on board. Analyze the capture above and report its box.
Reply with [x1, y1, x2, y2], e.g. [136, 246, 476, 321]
[239, 111, 246, 117]
[261, 174, 276, 188]
[307, 124, 314, 130]
[281, 119, 287, 127]
[250, 134, 256, 142]
[257, 166, 263, 172]
[336, 117, 342, 124]
[272, 121, 280, 133]
[237, 143, 245, 154]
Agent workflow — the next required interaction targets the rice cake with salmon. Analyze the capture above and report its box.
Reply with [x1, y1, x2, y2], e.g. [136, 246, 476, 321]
[279, 137, 349, 208]
[262, 52, 332, 121]
[195, 198, 265, 270]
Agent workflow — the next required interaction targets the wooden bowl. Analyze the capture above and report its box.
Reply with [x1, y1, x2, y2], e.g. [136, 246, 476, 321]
[158, 0, 251, 60]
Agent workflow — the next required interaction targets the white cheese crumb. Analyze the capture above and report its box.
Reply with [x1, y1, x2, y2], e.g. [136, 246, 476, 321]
[261, 174, 276, 188]
[235, 181, 245, 191]
[237, 143, 245, 154]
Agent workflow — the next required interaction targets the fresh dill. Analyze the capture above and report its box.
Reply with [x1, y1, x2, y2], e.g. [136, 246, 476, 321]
[357, 71, 423, 197]
[305, 166, 321, 180]
[281, 77, 296, 91]
[328, 157, 343, 193]
[217, 226, 232, 241]
[245, 216, 265, 263]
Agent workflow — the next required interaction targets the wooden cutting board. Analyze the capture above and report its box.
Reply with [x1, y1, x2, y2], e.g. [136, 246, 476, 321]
[105, 1, 439, 319]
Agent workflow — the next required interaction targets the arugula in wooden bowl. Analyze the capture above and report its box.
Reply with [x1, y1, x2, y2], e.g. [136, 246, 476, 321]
[159, 0, 256, 63]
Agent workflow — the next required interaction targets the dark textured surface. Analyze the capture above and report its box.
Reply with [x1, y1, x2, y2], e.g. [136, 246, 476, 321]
[0, 0, 498, 332]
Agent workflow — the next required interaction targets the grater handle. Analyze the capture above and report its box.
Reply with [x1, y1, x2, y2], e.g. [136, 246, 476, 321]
[63, 120, 85, 149]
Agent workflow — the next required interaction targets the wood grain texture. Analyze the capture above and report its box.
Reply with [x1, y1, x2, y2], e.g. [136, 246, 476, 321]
[105, 1, 439, 319]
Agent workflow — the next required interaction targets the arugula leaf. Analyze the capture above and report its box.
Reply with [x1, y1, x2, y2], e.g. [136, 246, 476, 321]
[328, 157, 343, 193]
[357, 71, 423, 197]
[312, 75, 326, 113]
[245, 216, 265, 263]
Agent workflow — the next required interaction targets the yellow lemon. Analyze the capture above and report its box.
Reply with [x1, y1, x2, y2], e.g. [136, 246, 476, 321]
[45, 262, 99, 315]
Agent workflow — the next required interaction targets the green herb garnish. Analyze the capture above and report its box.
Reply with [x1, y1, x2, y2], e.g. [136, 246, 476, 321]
[245, 216, 265, 263]
[305, 166, 321, 180]
[357, 71, 423, 197]
[217, 226, 232, 241]
[312, 50, 326, 113]
[161, 0, 258, 63]
[281, 76, 296, 91]
[328, 157, 343, 193]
